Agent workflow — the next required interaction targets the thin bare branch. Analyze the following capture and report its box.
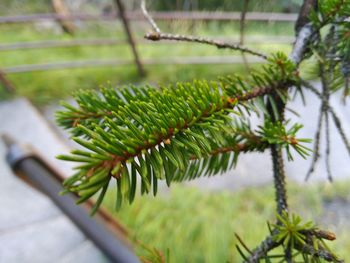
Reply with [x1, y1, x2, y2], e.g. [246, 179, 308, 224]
[144, 32, 268, 59]
[330, 109, 350, 156]
[305, 109, 323, 181]
[306, 60, 335, 181]
[140, 0, 160, 33]
[141, 0, 268, 60]
[325, 111, 333, 182]
[302, 79, 350, 157]
[323, 29, 335, 182]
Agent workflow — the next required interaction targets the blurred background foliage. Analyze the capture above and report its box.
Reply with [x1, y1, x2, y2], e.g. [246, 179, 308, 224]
[105, 182, 350, 262]
[0, 1, 296, 105]
[149, 0, 302, 12]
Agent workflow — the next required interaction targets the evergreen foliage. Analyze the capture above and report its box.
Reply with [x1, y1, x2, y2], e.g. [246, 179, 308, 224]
[308, 0, 350, 96]
[56, 0, 349, 261]
[56, 53, 310, 213]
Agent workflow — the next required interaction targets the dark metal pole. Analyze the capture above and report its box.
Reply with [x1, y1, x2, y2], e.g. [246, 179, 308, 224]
[3, 136, 140, 263]
[113, 0, 146, 77]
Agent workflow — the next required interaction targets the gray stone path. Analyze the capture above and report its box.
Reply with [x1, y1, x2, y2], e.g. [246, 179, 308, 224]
[0, 99, 107, 263]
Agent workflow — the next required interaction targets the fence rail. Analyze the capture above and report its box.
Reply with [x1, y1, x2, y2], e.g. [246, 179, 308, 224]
[0, 11, 298, 24]
[0, 38, 125, 51]
[0, 36, 294, 51]
[3, 56, 265, 74]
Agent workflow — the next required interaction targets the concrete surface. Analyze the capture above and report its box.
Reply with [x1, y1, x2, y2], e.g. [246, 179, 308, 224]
[0, 99, 107, 263]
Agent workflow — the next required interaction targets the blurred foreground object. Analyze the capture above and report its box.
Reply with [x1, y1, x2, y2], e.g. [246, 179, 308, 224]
[3, 135, 140, 263]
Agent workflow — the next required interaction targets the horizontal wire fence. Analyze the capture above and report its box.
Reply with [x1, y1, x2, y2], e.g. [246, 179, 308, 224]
[0, 11, 297, 74]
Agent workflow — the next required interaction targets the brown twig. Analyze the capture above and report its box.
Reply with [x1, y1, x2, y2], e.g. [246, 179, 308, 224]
[114, 0, 146, 77]
[190, 135, 270, 161]
[144, 32, 268, 59]
[141, 0, 268, 60]
[140, 0, 160, 34]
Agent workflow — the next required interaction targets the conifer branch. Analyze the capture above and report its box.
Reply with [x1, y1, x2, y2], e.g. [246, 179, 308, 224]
[266, 88, 289, 216]
[58, 70, 295, 132]
[189, 132, 302, 160]
[189, 142, 264, 160]
[247, 0, 319, 260]
[271, 0, 319, 214]
[245, 235, 279, 262]
[305, 18, 349, 180]
[246, 213, 342, 262]
[296, 244, 343, 262]
[56, 54, 307, 209]
[290, 0, 349, 65]
[59, 84, 277, 133]
[270, 143, 288, 214]
[55, 1, 349, 261]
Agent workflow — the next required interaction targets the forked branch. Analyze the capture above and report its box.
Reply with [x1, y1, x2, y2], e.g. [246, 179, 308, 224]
[140, 0, 268, 60]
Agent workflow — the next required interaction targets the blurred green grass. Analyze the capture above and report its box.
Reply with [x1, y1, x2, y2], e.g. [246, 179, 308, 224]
[104, 181, 350, 262]
[0, 21, 293, 106]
